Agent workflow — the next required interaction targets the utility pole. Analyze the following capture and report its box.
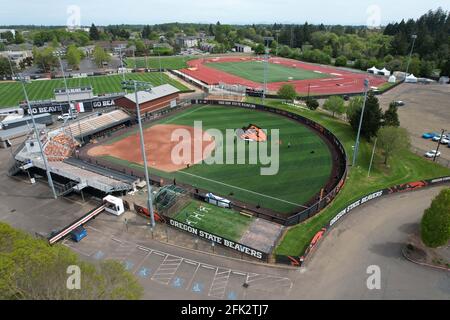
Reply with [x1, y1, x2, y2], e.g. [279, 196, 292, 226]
[352, 78, 370, 167]
[404, 34, 417, 81]
[433, 129, 446, 162]
[158, 51, 163, 85]
[367, 137, 377, 177]
[122, 80, 156, 227]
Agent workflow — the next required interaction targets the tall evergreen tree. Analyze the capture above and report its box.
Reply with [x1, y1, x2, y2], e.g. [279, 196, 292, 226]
[89, 23, 100, 40]
[349, 91, 383, 140]
[383, 102, 400, 127]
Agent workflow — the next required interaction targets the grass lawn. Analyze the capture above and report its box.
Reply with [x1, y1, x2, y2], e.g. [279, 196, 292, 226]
[249, 98, 450, 257]
[0, 72, 189, 108]
[206, 60, 331, 83]
[125, 56, 194, 70]
[97, 104, 333, 214]
[173, 200, 253, 241]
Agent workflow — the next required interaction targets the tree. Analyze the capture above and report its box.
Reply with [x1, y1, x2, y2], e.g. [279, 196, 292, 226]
[377, 126, 410, 165]
[66, 45, 82, 70]
[254, 44, 265, 55]
[0, 222, 143, 300]
[346, 96, 364, 120]
[421, 188, 450, 248]
[277, 84, 297, 102]
[335, 55, 347, 67]
[93, 46, 111, 67]
[14, 32, 25, 44]
[383, 102, 400, 127]
[348, 91, 383, 140]
[33, 47, 57, 73]
[0, 57, 12, 78]
[440, 59, 450, 77]
[323, 96, 345, 117]
[89, 23, 100, 41]
[306, 98, 319, 110]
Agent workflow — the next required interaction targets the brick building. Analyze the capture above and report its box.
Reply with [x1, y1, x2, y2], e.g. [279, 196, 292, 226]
[114, 84, 180, 115]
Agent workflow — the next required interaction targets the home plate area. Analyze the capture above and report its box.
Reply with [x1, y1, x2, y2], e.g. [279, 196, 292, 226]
[63, 226, 292, 300]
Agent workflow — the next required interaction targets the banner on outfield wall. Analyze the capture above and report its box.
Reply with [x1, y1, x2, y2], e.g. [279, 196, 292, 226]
[22, 98, 120, 115]
[167, 218, 267, 260]
[276, 175, 450, 267]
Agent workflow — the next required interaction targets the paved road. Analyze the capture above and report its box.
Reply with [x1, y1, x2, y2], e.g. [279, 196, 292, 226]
[1, 148, 448, 299]
[291, 185, 450, 299]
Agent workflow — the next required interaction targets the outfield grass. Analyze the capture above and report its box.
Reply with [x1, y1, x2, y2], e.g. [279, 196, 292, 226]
[0, 72, 189, 108]
[98, 104, 333, 214]
[206, 61, 331, 83]
[248, 98, 450, 257]
[173, 200, 253, 241]
[125, 56, 194, 70]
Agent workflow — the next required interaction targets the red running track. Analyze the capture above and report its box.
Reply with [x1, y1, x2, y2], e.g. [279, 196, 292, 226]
[180, 56, 387, 95]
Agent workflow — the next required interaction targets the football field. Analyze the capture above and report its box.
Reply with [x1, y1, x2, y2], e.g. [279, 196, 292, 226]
[0, 72, 189, 108]
[206, 60, 331, 83]
[93, 104, 334, 214]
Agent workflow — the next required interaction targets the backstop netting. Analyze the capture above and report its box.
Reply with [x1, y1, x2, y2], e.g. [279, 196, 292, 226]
[154, 185, 190, 218]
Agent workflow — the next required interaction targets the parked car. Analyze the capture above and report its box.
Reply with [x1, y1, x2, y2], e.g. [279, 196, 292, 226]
[393, 100, 405, 107]
[57, 113, 77, 121]
[422, 132, 438, 139]
[440, 137, 450, 144]
[432, 134, 448, 142]
[425, 150, 441, 158]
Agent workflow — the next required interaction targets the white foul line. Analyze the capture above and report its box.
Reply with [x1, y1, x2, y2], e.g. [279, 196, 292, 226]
[178, 171, 307, 208]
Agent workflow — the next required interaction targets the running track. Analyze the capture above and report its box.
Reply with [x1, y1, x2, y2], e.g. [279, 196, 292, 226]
[180, 56, 387, 95]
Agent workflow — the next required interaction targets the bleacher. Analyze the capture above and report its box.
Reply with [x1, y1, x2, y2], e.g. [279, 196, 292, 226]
[65, 110, 131, 139]
[44, 133, 78, 162]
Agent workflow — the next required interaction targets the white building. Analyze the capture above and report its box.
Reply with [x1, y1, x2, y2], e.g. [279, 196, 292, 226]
[235, 43, 252, 53]
[176, 36, 198, 48]
[0, 50, 32, 66]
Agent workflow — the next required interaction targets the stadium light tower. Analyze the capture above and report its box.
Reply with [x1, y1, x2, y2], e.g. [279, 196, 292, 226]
[55, 52, 77, 139]
[122, 80, 156, 227]
[404, 34, 417, 81]
[352, 78, 370, 167]
[262, 37, 274, 105]
[21, 77, 58, 199]
[7, 56, 57, 199]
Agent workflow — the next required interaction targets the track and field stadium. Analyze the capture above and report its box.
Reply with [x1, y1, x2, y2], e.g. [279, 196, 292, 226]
[180, 56, 387, 95]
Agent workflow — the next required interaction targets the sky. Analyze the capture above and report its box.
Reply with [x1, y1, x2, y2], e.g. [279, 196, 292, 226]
[0, 0, 448, 26]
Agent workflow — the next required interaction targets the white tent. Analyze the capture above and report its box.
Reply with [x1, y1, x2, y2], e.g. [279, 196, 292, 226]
[388, 75, 397, 83]
[367, 66, 379, 74]
[380, 68, 391, 76]
[405, 74, 418, 83]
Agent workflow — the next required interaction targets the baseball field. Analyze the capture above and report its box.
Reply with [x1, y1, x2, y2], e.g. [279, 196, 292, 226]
[86, 104, 334, 214]
[206, 60, 330, 83]
[0, 72, 189, 108]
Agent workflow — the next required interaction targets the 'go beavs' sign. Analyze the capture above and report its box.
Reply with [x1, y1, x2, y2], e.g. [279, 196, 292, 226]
[168, 218, 266, 260]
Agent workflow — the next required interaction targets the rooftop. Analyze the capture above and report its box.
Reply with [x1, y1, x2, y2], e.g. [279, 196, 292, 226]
[123, 84, 180, 104]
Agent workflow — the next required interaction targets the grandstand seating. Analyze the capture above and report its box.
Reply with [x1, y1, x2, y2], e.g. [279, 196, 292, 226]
[65, 110, 131, 138]
[44, 133, 78, 162]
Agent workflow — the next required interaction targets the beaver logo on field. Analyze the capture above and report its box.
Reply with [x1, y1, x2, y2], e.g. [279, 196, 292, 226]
[236, 124, 267, 142]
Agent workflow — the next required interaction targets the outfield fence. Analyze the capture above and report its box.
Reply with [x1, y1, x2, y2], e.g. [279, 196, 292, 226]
[77, 99, 347, 228]
[275, 176, 450, 267]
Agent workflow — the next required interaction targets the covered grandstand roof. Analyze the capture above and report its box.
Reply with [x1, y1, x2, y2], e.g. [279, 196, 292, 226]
[63, 109, 131, 139]
[122, 84, 180, 104]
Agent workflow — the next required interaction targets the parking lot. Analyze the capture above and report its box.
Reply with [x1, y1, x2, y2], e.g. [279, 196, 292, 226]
[64, 226, 293, 300]
[378, 83, 450, 166]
